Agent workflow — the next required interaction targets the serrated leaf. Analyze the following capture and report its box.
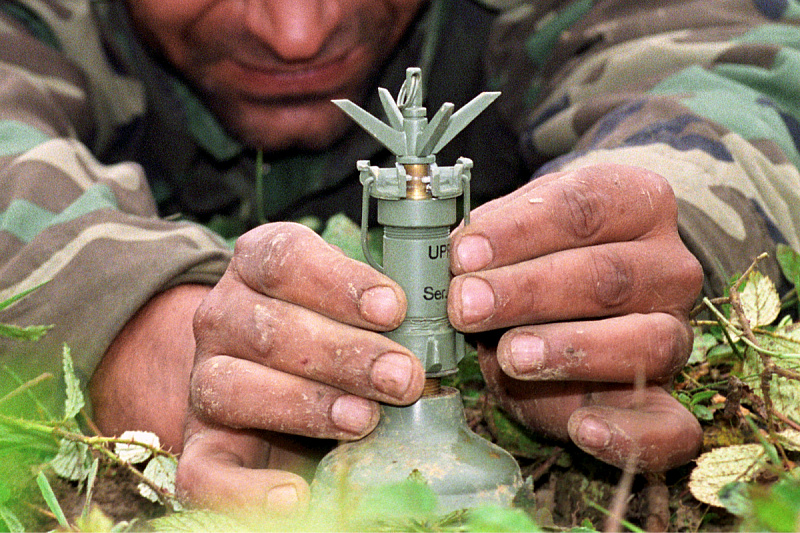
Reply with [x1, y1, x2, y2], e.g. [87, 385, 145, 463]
[742, 351, 800, 421]
[138, 455, 178, 505]
[115, 431, 160, 464]
[736, 271, 781, 329]
[82, 457, 99, 521]
[762, 322, 800, 354]
[62, 345, 84, 420]
[689, 444, 767, 507]
[50, 438, 93, 482]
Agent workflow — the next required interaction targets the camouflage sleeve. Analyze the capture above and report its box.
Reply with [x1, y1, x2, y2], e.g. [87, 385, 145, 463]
[0, 14, 231, 410]
[488, 0, 800, 297]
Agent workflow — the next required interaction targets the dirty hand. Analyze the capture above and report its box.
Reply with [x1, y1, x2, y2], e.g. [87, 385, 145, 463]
[448, 163, 704, 472]
[176, 222, 425, 513]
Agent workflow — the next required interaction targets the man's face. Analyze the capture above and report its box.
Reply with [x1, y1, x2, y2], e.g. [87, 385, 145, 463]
[126, 0, 427, 152]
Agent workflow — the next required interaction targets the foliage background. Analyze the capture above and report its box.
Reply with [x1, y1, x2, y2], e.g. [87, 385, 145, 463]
[2, 217, 800, 532]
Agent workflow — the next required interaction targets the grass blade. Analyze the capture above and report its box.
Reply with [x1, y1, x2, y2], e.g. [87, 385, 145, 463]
[35, 471, 69, 529]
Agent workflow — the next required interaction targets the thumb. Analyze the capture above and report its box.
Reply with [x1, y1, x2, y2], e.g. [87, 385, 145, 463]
[176, 424, 310, 515]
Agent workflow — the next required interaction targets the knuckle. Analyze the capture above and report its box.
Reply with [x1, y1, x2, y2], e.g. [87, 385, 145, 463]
[658, 239, 704, 313]
[560, 180, 605, 239]
[233, 222, 313, 289]
[640, 168, 677, 209]
[192, 293, 222, 336]
[249, 299, 278, 356]
[587, 248, 633, 308]
[190, 357, 231, 421]
[646, 315, 692, 381]
[679, 249, 704, 304]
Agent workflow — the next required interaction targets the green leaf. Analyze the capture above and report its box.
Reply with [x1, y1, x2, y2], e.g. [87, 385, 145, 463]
[762, 321, 800, 354]
[463, 505, 541, 532]
[320, 213, 367, 263]
[688, 331, 719, 364]
[149, 509, 244, 532]
[61, 345, 84, 421]
[35, 472, 69, 529]
[706, 342, 736, 364]
[0, 323, 52, 342]
[487, 405, 570, 466]
[748, 478, 800, 532]
[742, 350, 800, 422]
[777, 244, 800, 287]
[692, 404, 715, 421]
[354, 475, 439, 520]
[717, 481, 752, 517]
[690, 389, 719, 406]
[0, 282, 48, 312]
[75, 506, 115, 533]
[81, 457, 99, 521]
[0, 505, 24, 533]
[320, 213, 383, 266]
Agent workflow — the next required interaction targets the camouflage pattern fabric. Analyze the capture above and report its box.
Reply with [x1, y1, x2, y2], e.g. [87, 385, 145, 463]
[1, 0, 799, 410]
[0, 1, 232, 406]
[489, 0, 800, 295]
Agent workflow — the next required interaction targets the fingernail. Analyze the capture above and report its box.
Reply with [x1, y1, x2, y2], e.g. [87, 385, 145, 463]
[267, 483, 300, 510]
[456, 235, 493, 272]
[576, 416, 612, 449]
[331, 395, 376, 435]
[371, 352, 413, 399]
[509, 334, 544, 375]
[360, 286, 401, 326]
[460, 277, 495, 324]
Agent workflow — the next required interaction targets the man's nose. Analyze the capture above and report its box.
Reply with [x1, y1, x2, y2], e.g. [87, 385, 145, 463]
[244, 0, 343, 62]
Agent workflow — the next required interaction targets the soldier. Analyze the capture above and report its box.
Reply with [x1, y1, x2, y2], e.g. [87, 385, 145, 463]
[1, 0, 798, 512]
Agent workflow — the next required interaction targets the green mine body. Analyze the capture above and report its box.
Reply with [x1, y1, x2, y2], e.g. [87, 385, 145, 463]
[312, 387, 522, 512]
[379, 196, 464, 375]
[311, 67, 521, 513]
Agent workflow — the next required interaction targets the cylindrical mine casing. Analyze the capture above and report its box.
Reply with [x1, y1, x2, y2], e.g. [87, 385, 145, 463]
[377, 197, 463, 375]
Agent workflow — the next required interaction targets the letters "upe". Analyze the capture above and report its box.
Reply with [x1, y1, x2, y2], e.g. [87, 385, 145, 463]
[428, 243, 450, 260]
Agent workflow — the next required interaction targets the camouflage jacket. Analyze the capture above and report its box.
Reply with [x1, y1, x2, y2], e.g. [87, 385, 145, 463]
[1, 0, 799, 409]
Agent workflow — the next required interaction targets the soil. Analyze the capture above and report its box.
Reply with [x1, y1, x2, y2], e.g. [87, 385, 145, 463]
[32, 464, 163, 531]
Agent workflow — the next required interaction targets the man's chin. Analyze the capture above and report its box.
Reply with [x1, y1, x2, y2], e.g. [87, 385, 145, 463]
[215, 99, 353, 154]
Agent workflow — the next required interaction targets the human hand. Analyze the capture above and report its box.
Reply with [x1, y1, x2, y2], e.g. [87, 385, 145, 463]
[176, 222, 425, 514]
[448, 163, 704, 472]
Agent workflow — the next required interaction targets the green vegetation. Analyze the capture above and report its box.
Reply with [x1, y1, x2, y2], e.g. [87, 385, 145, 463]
[2, 225, 800, 531]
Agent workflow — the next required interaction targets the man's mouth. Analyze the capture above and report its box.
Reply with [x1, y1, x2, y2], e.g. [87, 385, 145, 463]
[219, 46, 369, 100]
